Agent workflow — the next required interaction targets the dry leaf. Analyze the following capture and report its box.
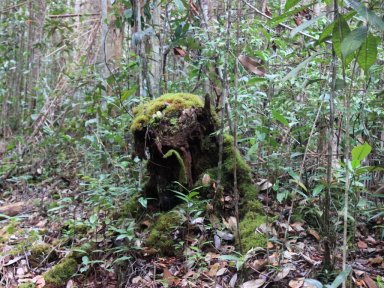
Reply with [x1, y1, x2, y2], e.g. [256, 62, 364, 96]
[252, 259, 267, 271]
[230, 273, 238, 288]
[274, 266, 292, 281]
[216, 268, 228, 277]
[202, 174, 211, 186]
[257, 179, 272, 190]
[291, 222, 305, 232]
[364, 275, 378, 288]
[289, 278, 304, 288]
[238, 55, 266, 76]
[33, 275, 46, 288]
[208, 263, 220, 277]
[174, 47, 187, 57]
[242, 279, 266, 288]
[357, 240, 368, 249]
[223, 216, 237, 232]
[163, 267, 180, 286]
[307, 228, 320, 241]
[132, 276, 144, 284]
[66, 279, 74, 288]
[369, 256, 383, 265]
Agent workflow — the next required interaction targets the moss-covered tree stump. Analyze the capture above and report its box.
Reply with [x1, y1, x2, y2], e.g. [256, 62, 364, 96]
[131, 93, 255, 209]
[130, 93, 266, 253]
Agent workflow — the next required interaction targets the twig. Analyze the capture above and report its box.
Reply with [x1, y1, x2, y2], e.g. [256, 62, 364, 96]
[351, 263, 384, 277]
[48, 13, 100, 19]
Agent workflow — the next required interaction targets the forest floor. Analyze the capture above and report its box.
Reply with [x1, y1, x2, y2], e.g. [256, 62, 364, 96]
[1, 173, 384, 288]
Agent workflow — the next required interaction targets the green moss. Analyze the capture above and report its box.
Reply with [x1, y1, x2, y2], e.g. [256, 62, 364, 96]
[18, 283, 35, 288]
[43, 257, 78, 287]
[130, 93, 204, 132]
[291, 212, 304, 223]
[29, 242, 57, 267]
[145, 211, 183, 256]
[239, 211, 267, 251]
[118, 194, 141, 219]
[163, 149, 187, 183]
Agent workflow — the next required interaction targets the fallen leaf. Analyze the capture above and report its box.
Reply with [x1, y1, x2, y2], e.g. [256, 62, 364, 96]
[366, 236, 377, 245]
[163, 267, 180, 286]
[33, 275, 46, 288]
[307, 228, 320, 241]
[216, 268, 228, 277]
[257, 179, 272, 190]
[242, 279, 266, 288]
[289, 278, 304, 288]
[66, 279, 74, 288]
[368, 256, 383, 265]
[357, 240, 368, 249]
[131, 276, 143, 284]
[223, 216, 237, 233]
[229, 273, 238, 288]
[252, 259, 267, 271]
[274, 266, 291, 281]
[174, 47, 187, 57]
[291, 222, 305, 232]
[208, 263, 220, 277]
[238, 55, 266, 76]
[202, 174, 211, 186]
[364, 274, 378, 288]
[4, 256, 24, 266]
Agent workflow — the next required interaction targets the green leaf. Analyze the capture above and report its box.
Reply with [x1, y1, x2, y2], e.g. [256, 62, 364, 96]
[282, 52, 321, 82]
[316, 11, 356, 45]
[335, 78, 347, 90]
[345, 0, 384, 31]
[327, 266, 352, 288]
[332, 14, 352, 64]
[291, 14, 325, 37]
[340, 26, 368, 58]
[304, 279, 324, 288]
[82, 256, 90, 265]
[121, 86, 137, 101]
[173, 0, 185, 11]
[357, 33, 378, 73]
[277, 191, 289, 203]
[305, 78, 326, 87]
[272, 110, 289, 126]
[284, 0, 301, 11]
[268, 3, 314, 27]
[313, 184, 325, 196]
[138, 197, 147, 208]
[352, 142, 372, 162]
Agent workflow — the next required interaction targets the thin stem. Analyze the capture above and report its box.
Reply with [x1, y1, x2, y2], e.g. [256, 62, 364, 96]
[217, 0, 232, 187]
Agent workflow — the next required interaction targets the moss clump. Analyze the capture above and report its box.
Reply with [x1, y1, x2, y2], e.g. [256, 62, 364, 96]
[130, 93, 204, 132]
[18, 283, 35, 288]
[239, 211, 267, 251]
[117, 194, 141, 219]
[43, 257, 78, 287]
[29, 242, 57, 268]
[145, 211, 183, 256]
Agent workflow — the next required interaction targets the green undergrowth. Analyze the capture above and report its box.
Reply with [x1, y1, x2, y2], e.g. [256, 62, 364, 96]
[145, 211, 184, 256]
[43, 257, 78, 287]
[130, 93, 204, 132]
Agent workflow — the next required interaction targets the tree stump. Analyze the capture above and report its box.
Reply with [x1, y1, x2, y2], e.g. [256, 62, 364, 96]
[130, 93, 257, 212]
